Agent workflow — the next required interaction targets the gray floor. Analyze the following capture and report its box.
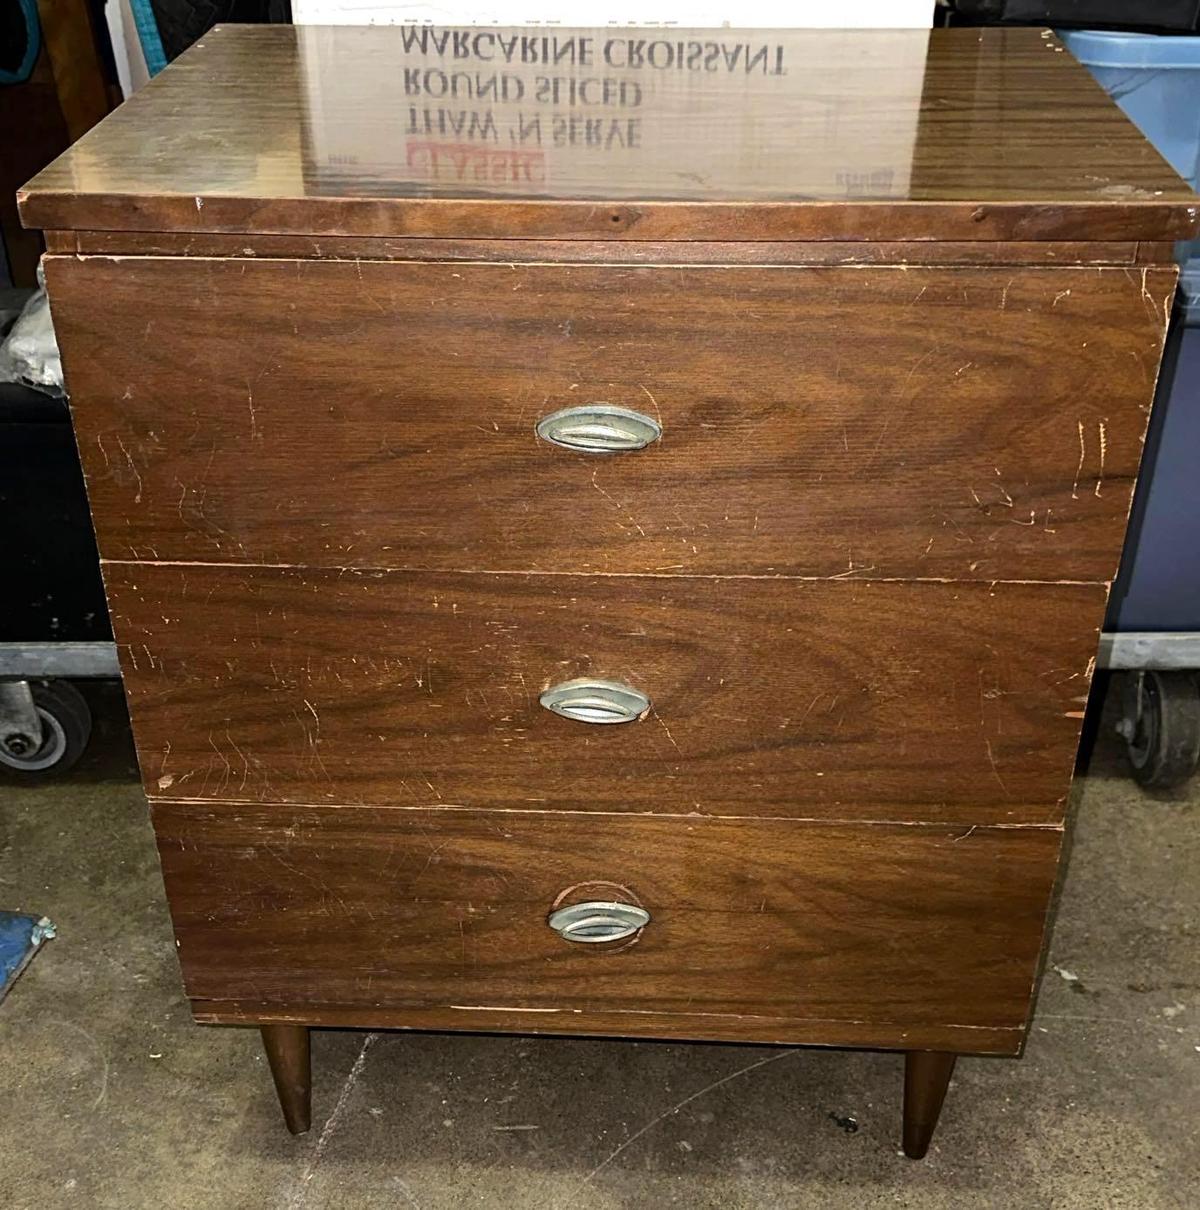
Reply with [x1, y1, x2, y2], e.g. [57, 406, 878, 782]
[1, 682, 1197, 1210]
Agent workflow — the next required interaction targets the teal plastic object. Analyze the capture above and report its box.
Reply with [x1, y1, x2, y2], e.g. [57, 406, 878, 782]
[0, 0, 41, 85]
[1061, 30, 1200, 317]
[128, 0, 169, 77]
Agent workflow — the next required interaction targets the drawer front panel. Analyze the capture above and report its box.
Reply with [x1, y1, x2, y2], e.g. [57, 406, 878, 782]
[110, 564, 1100, 824]
[49, 256, 1170, 580]
[154, 801, 1061, 1037]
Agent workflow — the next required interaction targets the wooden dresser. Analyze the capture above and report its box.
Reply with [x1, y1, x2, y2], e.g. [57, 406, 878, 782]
[20, 24, 1198, 1157]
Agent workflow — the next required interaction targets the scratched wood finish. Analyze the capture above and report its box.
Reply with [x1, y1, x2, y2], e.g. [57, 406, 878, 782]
[48, 257, 1171, 581]
[25, 17, 1197, 1145]
[29, 195, 1195, 245]
[109, 564, 1100, 824]
[44, 231, 1167, 266]
[18, 26, 1198, 241]
[190, 1000, 1023, 1055]
[153, 801, 1061, 1042]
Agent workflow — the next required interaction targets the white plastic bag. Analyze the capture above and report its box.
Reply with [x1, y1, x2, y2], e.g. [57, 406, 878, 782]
[0, 268, 64, 396]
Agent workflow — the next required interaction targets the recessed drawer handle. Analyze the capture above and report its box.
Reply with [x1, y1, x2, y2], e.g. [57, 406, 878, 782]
[536, 404, 661, 453]
[548, 900, 650, 943]
[539, 678, 651, 725]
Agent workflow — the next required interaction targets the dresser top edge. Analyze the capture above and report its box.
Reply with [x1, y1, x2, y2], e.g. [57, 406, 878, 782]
[18, 24, 1200, 246]
[39, 230, 1184, 268]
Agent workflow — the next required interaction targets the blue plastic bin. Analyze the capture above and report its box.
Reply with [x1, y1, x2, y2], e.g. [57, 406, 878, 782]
[1061, 30, 1200, 317]
[1058, 30, 1200, 640]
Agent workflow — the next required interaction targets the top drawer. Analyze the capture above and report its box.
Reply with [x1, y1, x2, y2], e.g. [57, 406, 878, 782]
[48, 256, 1170, 579]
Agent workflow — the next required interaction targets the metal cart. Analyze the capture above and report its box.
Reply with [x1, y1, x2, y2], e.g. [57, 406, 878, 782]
[0, 372, 117, 777]
[1099, 312, 1200, 789]
[1062, 30, 1200, 789]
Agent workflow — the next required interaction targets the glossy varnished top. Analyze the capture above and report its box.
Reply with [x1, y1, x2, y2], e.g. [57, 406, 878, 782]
[19, 24, 1199, 242]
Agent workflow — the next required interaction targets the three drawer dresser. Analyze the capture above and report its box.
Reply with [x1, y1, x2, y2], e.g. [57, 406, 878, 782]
[20, 23, 1199, 1157]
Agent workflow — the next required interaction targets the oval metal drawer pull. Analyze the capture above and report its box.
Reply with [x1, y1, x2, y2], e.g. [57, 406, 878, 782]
[539, 678, 650, 725]
[536, 404, 661, 453]
[548, 900, 650, 943]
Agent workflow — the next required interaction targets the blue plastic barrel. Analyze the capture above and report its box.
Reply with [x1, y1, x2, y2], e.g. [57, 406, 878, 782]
[1061, 30, 1200, 317]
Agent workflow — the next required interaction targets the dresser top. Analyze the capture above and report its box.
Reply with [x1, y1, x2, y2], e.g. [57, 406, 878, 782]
[19, 24, 1199, 243]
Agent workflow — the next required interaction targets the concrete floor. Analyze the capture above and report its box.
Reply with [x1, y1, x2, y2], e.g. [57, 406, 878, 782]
[1, 680, 1197, 1210]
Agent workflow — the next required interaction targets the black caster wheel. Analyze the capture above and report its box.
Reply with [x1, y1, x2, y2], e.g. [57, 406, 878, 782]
[1116, 670, 1200, 790]
[0, 680, 92, 778]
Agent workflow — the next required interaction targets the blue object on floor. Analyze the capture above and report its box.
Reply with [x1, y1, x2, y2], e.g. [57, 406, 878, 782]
[0, 911, 56, 1001]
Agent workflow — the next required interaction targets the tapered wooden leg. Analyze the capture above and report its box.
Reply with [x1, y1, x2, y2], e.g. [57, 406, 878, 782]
[902, 1050, 957, 1159]
[261, 1024, 311, 1134]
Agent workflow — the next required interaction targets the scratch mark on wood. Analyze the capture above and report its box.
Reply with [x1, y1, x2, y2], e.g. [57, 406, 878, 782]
[98, 555, 1104, 588]
[1071, 420, 1086, 500]
[864, 344, 939, 470]
[1095, 421, 1107, 498]
[992, 468, 1014, 508]
[639, 383, 663, 430]
[411, 839, 450, 884]
[590, 470, 647, 539]
[296, 698, 332, 781]
[207, 731, 232, 793]
[984, 740, 1009, 796]
[246, 381, 260, 441]
[113, 435, 143, 503]
[450, 1004, 561, 1013]
[652, 708, 682, 758]
[224, 727, 251, 793]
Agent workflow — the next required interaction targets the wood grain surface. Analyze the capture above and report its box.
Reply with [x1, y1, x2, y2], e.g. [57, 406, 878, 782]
[27, 16, 1182, 1081]
[43, 231, 1168, 265]
[153, 801, 1061, 1044]
[189, 1000, 1024, 1056]
[109, 564, 1100, 824]
[19, 26, 1197, 241]
[49, 257, 1171, 581]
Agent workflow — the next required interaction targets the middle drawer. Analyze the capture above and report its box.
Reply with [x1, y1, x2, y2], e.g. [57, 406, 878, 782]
[109, 563, 1099, 825]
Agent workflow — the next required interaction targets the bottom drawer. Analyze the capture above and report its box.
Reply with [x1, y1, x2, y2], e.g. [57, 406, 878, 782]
[154, 803, 1061, 1055]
